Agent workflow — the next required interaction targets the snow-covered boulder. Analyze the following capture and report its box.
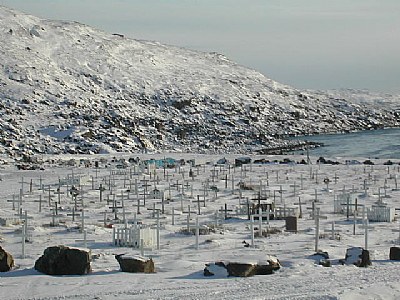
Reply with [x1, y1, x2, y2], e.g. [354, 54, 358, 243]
[204, 256, 280, 277]
[341, 247, 371, 267]
[310, 251, 331, 267]
[34, 245, 91, 275]
[115, 254, 155, 273]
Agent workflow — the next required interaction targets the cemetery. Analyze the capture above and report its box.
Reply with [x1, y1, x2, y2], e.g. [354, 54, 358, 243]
[1, 153, 400, 299]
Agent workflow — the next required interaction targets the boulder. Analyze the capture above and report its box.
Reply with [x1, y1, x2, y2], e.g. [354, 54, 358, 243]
[310, 251, 331, 267]
[254, 256, 281, 275]
[204, 256, 280, 277]
[115, 254, 155, 273]
[341, 247, 371, 267]
[318, 259, 332, 267]
[312, 251, 329, 259]
[204, 262, 229, 277]
[226, 262, 258, 277]
[0, 246, 14, 272]
[34, 245, 91, 275]
[389, 247, 400, 260]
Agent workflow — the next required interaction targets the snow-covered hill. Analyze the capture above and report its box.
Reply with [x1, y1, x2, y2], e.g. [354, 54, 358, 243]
[0, 5, 399, 159]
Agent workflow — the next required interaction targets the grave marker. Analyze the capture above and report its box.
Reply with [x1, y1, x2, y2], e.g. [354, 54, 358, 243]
[75, 229, 95, 248]
[314, 208, 327, 252]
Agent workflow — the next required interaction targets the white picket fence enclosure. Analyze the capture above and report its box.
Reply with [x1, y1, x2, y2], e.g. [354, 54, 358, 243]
[274, 207, 299, 219]
[334, 193, 357, 214]
[113, 225, 157, 248]
[367, 206, 395, 222]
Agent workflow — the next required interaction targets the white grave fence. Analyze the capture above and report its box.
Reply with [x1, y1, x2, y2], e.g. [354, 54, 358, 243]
[367, 206, 395, 222]
[274, 207, 299, 219]
[334, 193, 357, 215]
[113, 225, 157, 248]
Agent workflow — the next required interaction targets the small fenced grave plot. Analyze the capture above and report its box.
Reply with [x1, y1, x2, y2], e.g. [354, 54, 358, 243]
[334, 192, 359, 216]
[0, 217, 20, 226]
[59, 173, 91, 186]
[112, 224, 158, 249]
[367, 205, 395, 222]
[274, 206, 299, 220]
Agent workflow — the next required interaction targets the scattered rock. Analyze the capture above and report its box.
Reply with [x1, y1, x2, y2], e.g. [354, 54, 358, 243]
[226, 262, 258, 277]
[318, 259, 332, 267]
[34, 245, 91, 275]
[310, 251, 331, 267]
[204, 256, 280, 277]
[389, 247, 400, 260]
[312, 251, 329, 260]
[115, 254, 155, 273]
[0, 246, 14, 272]
[204, 262, 228, 277]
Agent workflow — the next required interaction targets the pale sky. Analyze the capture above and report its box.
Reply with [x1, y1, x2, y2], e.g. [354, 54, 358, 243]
[1, 0, 399, 93]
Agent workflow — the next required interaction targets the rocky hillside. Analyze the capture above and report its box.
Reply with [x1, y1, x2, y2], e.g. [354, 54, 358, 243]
[1, 6, 399, 159]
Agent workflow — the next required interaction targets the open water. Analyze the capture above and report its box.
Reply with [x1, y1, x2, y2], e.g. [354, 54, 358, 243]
[292, 128, 400, 159]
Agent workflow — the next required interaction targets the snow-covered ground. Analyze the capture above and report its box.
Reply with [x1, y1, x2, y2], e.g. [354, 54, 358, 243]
[1, 153, 400, 299]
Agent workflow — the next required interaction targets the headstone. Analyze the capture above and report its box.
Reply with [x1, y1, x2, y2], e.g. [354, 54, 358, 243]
[285, 216, 298, 233]
[389, 247, 400, 260]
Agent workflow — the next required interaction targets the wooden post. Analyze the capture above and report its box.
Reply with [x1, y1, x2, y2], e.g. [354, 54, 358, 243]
[156, 210, 160, 250]
[250, 215, 255, 247]
[195, 216, 199, 250]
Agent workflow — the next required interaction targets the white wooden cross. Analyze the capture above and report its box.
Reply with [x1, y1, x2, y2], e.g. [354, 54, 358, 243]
[313, 188, 322, 203]
[19, 177, 30, 195]
[195, 215, 200, 250]
[231, 174, 235, 194]
[22, 210, 33, 242]
[171, 207, 181, 226]
[290, 181, 300, 197]
[14, 225, 27, 259]
[47, 207, 62, 227]
[324, 221, 341, 240]
[67, 207, 80, 222]
[108, 196, 123, 220]
[314, 169, 319, 184]
[80, 209, 90, 233]
[333, 173, 340, 185]
[393, 175, 399, 191]
[54, 183, 65, 205]
[7, 193, 21, 211]
[253, 208, 275, 234]
[35, 194, 43, 212]
[249, 215, 255, 247]
[314, 208, 327, 252]
[155, 209, 161, 250]
[75, 229, 96, 249]
[293, 197, 307, 219]
[360, 218, 373, 250]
